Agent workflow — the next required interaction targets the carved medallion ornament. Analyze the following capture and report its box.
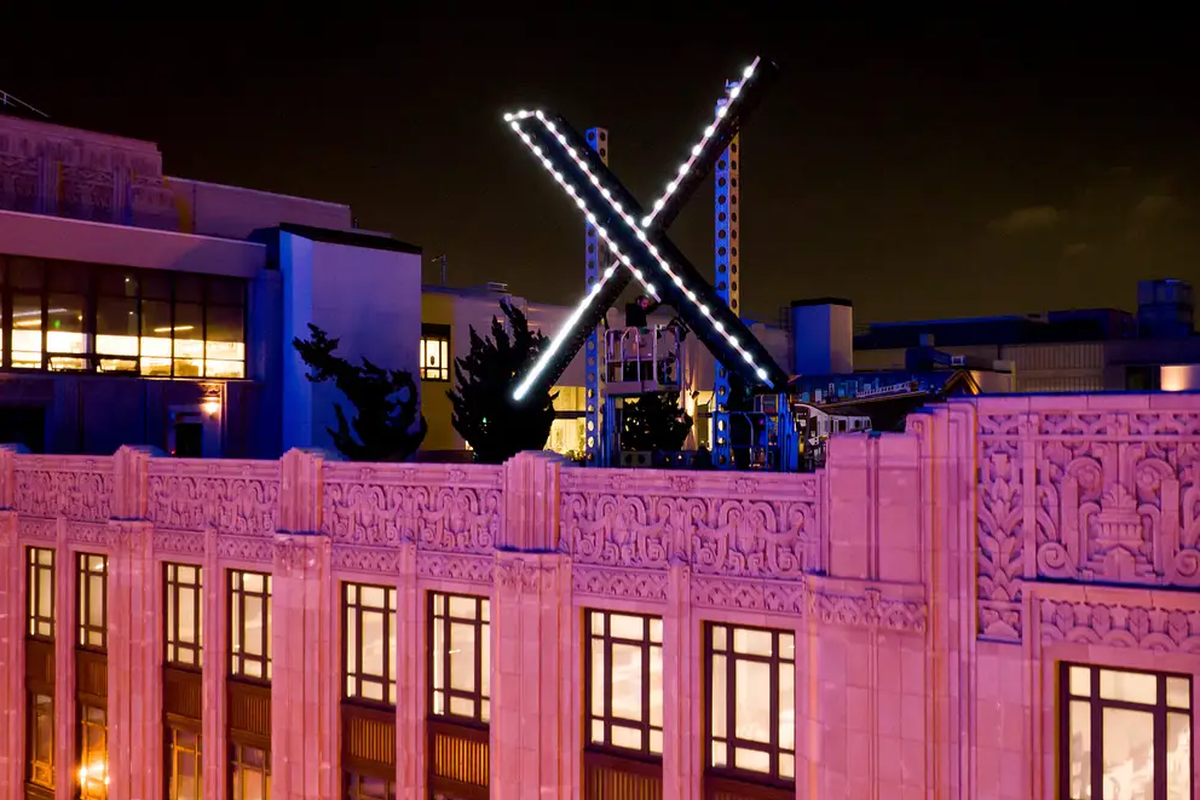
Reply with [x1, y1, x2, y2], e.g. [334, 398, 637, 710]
[977, 409, 1200, 643]
[321, 463, 502, 552]
[147, 461, 279, 536]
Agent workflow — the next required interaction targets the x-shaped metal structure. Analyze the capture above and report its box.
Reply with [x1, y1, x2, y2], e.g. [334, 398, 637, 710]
[504, 57, 788, 414]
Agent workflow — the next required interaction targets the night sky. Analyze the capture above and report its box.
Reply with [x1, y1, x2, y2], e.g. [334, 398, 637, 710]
[4, 14, 1197, 326]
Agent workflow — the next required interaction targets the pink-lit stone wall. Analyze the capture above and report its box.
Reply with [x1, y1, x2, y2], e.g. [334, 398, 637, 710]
[0, 393, 1195, 800]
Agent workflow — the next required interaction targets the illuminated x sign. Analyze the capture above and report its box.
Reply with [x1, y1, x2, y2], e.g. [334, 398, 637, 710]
[504, 57, 788, 403]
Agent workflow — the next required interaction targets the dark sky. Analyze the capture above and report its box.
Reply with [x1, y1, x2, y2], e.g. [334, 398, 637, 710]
[4, 13, 1197, 325]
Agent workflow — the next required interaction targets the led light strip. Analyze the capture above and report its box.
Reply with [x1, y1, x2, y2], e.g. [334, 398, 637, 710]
[504, 57, 768, 401]
[512, 113, 770, 390]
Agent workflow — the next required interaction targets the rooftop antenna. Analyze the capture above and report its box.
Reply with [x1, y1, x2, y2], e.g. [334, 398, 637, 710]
[0, 90, 49, 119]
[430, 254, 447, 286]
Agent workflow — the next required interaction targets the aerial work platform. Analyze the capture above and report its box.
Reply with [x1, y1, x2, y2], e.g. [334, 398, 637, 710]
[604, 325, 683, 395]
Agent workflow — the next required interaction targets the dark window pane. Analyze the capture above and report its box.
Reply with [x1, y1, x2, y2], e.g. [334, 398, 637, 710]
[48, 261, 88, 293]
[207, 276, 245, 306]
[206, 305, 243, 343]
[96, 266, 138, 297]
[96, 297, 139, 371]
[175, 274, 203, 303]
[142, 271, 172, 300]
[9, 257, 44, 290]
[141, 300, 172, 376]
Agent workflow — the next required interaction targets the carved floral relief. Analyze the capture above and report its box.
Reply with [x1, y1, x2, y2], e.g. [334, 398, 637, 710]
[977, 408, 1200, 643]
[147, 460, 279, 536]
[14, 458, 113, 521]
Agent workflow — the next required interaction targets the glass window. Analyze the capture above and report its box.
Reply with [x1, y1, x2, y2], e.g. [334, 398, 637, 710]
[95, 295, 139, 372]
[46, 292, 88, 371]
[429, 592, 490, 723]
[1061, 663, 1192, 800]
[207, 275, 245, 306]
[8, 256, 44, 290]
[166, 725, 202, 800]
[707, 623, 796, 784]
[173, 301, 204, 377]
[585, 610, 663, 757]
[420, 324, 451, 382]
[78, 704, 108, 799]
[230, 743, 269, 800]
[95, 267, 138, 298]
[11, 292, 43, 369]
[345, 582, 398, 705]
[205, 304, 246, 378]
[141, 270, 172, 301]
[27, 547, 54, 639]
[26, 692, 53, 788]
[141, 299, 173, 377]
[77, 553, 107, 651]
[48, 260, 88, 293]
[344, 772, 395, 800]
[230, 570, 272, 681]
[165, 563, 203, 667]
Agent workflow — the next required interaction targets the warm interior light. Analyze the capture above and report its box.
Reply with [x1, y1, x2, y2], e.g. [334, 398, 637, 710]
[152, 325, 195, 333]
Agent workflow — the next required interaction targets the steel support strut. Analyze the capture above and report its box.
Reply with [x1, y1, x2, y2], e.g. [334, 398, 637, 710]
[712, 89, 740, 468]
[584, 126, 609, 465]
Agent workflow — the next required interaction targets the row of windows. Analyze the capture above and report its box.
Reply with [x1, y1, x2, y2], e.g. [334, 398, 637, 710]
[24, 548, 1196, 796]
[0, 255, 246, 378]
[419, 324, 450, 382]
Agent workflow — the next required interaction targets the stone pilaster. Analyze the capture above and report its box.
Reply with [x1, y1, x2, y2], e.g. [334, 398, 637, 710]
[53, 518, 72, 800]
[490, 552, 573, 800]
[106, 520, 160, 800]
[395, 542, 424, 800]
[201, 527, 227, 800]
[661, 562, 698, 800]
[271, 449, 336, 800]
[0, 507, 22, 800]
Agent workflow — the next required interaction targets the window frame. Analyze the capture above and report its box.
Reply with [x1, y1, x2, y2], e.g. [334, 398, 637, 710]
[583, 609, 663, 760]
[0, 255, 248, 379]
[419, 323, 451, 382]
[165, 723, 203, 800]
[704, 622, 796, 788]
[164, 562, 203, 669]
[77, 703, 108, 799]
[228, 742, 270, 800]
[1058, 661, 1194, 800]
[428, 591, 490, 726]
[76, 552, 108, 652]
[344, 581, 399, 707]
[343, 771, 396, 800]
[228, 569, 272, 682]
[26, 691, 54, 789]
[26, 546, 55, 640]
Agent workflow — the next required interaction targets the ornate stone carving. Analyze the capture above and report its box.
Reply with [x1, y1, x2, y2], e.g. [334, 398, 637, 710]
[561, 493, 672, 568]
[13, 458, 113, 521]
[148, 460, 279, 535]
[153, 530, 207, 556]
[977, 406, 1200, 643]
[273, 537, 324, 576]
[690, 575, 808, 615]
[332, 545, 404, 575]
[572, 566, 668, 602]
[494, 557, 559, 594]
[416, 552, 492, 585]
[106, 522, 152, 553]
[68, 522, 108, 545]
[321, 463, 502, 552]
[811, 588, 927, 633]
[216, 534, 275, 564]
[1038, 597, 1200, 653]
[18, 518, 57, 542]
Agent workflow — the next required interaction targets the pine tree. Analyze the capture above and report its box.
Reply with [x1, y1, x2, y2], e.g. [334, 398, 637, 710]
[293, 324, 428, 461]
[621, 392, 693, 452]
[447, 300, 557, 464]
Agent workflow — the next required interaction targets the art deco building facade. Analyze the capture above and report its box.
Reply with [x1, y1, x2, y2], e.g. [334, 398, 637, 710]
[0, 393, 1196, 800]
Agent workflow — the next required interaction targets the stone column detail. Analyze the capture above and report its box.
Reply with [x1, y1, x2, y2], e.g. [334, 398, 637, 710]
[490, 552, 573, 800]
[661, 563, 698, 800]
[0, 501, 22, 800]
[202, 527, 227, 800]
[395, 542, 424, 799]
[106, 520, 160, 800]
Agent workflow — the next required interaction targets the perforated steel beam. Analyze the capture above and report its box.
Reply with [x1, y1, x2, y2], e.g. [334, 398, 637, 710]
[584, 126, 609, 465]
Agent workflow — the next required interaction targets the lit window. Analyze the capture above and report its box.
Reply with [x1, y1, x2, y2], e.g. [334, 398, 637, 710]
[585, 610, 663, 756]
[26, 692, 53, 788]
[78, 704, 108, 799]
[429, 592, 490, 723]
[345, 582, 398, 705]
[230, 743, 269, 800]
[707, 623, 796, 784]
[344, 772, 395, 800]
[77, 553, 107, 651]
[166, 726, 202, 800]
[230, 570, 272, 681]
[27, 547, 54, 639]
[1062, 663, 1192, 800]
[420, 324, 451, 382]
[165, 563, 203, 667]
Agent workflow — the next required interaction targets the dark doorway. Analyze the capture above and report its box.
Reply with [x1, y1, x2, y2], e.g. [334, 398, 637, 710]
[0, 405, 47, 453]
[173, 422, 202, 458]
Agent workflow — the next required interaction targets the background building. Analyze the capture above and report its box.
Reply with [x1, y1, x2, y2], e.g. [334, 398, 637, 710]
[0, 391, 1195, 800]
[0, 111, 422, 459]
